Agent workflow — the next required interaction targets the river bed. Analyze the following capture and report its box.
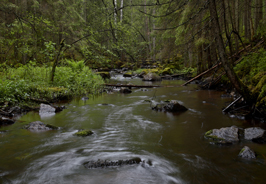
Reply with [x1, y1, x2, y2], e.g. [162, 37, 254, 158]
[1, 75, 266, 184]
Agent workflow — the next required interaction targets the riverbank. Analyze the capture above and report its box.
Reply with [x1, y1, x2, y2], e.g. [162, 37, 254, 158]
[0, 60, 104, 125]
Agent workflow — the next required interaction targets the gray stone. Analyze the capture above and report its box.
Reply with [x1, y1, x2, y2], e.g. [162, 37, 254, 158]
[244, 127, 266, 142]
[238, 146, 256, 159]
[205, 126, 239, 144]
[39, 104, 56, 114]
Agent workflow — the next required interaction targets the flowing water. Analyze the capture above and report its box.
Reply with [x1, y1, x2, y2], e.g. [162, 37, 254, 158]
[1, 75, 266, 184]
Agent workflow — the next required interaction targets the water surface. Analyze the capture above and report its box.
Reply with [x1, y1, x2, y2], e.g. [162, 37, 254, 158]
[1, 75, 266, 184]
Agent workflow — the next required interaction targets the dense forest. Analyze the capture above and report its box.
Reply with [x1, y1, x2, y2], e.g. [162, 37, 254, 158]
[1, 0, 266, 113]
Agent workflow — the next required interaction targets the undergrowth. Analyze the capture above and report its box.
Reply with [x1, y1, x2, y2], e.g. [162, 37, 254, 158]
[0, 60, 104, 105]
[234, 48, 266, 108]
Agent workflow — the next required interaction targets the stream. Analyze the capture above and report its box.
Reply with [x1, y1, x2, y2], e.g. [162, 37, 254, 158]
[1, 75, 266, 184]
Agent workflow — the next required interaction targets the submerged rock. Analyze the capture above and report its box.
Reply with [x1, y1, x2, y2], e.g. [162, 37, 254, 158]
[74, 129, 93, 137]
[26, 121, 58, 131]
[238, 146, 256, 159]
[83, 157, 142, 169]
[142, 73, 161, 81]
[205, 126, 239, 144]
[244, 127, 266, 143]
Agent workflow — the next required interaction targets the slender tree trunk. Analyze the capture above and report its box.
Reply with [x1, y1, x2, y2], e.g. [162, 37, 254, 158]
[255, 0, 263, 33]
[244, 0, 251, 41]
[120, 0, 123, 22]
[114, 0, 117, 25]
[209, 0, 253, 104]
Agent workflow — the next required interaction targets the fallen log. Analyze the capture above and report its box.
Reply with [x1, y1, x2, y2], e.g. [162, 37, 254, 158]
[181, 62, 222, 86]
[104, 84, 162, 88]
[181, 40, 264, 87]
[222, 96, 242, 113]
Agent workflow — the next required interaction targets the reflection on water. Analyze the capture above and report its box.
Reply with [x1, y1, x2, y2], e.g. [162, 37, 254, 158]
[1, 75, 266, 184]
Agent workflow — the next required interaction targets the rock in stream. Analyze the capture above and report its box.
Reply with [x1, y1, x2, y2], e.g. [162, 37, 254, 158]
[238, 146, 256, 159]
[205, 126, 239, 144]
[244, 127, 266, 143]
[83, 157, 142, 169]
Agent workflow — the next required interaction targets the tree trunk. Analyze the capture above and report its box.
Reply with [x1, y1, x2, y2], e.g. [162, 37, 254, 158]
[120, 0, 123, 22]
[114, 0, 117, 25]
[244, 0, 251, 41]
[255, 0, 263, 33]
[209, 0, 253, 105]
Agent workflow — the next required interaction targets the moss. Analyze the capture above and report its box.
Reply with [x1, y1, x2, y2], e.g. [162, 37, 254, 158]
[46, 124, 59, 130]
[96, 72, 111, 79]
[204, 130, 225, 142]
[205, 130, 213, 137]
[240, 148, 245, 154]
[74, 129, 93, 137]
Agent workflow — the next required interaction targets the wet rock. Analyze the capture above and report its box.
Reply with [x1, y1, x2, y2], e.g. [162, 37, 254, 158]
[238, 146, 256, 159]
[83, 157, 142, 169]
[163, 100, 188, 112]
[244, 127, 266, 143]
[55, 105, 66, 113]
[0, 116, 15, 125]
[97, 72, 111, 79]
[205, 126, 239, 144]
[138, 71, 146, 78]
[39, 104, 56, 115]
[120, 88, 132, 93]
[81, 97, 89, 101]
[123, 72, 132, 78]
[26, 121, 58, 131]
[140, 88, 149, 92]
[150, 101, 163, 111]
[74, 129, 93, 137]
[142, 73, 161, 81]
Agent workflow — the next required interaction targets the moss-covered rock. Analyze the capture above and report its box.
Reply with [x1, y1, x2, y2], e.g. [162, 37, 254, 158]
[74, 129, 93, 137]
[123, 71, 133, 77]
[204, 126, 239, 144]
[97, 72, 111, 79]
[26, 121, 59, 131]
[142, 73, 161, 81]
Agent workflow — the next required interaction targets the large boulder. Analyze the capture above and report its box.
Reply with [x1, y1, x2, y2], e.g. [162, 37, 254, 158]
[26, 121, 58, 131]
[244, 127, 266, 143]
[142, 73, 161, 81]
[238, 146, 256, 159]
[205, 126, 239, 144]
[163, 100, 188, 112]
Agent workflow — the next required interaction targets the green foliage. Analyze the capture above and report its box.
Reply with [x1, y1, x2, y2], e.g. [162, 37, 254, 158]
[234, 48, 266, 108]
[0, 62, 104, 104]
